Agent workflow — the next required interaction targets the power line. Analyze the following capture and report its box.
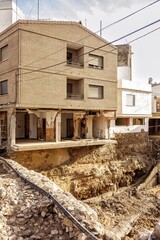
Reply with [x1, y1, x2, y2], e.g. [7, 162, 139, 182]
[129, 26, 160, 44]
[95, 0, 160, 33]
[23, 0, 160, 68]
[17, 25, 160, 83]
[20, 18, 160, 76]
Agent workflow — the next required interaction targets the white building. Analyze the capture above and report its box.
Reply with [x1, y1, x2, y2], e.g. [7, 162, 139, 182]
[149, 83, 160, 135]
[110, 44, 152, 138]
[0, 0, 24, 32]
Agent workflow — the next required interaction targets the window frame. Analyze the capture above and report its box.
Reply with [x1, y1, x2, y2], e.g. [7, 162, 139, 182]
[88, 54, 103, 69]
[88, 84, 104, 99]
[126, 94, 135, 106]
[0, 80, 8, 95]
[0, 45, 8, 62]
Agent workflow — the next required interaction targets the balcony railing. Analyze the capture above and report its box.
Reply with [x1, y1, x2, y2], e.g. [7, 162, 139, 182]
[67, 93, 84, 100]
[67, 61, 83, 68]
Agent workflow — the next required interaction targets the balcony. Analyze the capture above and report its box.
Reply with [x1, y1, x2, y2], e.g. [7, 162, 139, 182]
[67, 47, 84, 68]
[67, 79, 84, 100]
[67, 61, 83, 68]
[67, 93, 84, 100]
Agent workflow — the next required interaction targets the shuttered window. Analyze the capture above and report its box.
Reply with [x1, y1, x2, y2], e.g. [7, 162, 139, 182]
[88, 85, 103, 99]
[126, 94, 135, 106]
[88, 54, 103, 69]
[0, 45, 8, 61]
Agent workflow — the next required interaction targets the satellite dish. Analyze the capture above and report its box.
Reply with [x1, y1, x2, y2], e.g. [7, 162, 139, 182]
[148, 77, 153, 84]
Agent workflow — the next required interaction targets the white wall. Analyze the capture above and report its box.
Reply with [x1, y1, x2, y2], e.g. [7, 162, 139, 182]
[0, 0, 24, 32]
[117, 66, 131, 80]
[110, 118, 149, 138]
[117, 79, 152, 116]
[152, 84, 160, 113]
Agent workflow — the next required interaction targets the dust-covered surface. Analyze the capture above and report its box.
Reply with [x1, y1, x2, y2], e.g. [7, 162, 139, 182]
[40, 132, 160, 239]
[84, 186, 160, 239]
[41, 133, 154, 200]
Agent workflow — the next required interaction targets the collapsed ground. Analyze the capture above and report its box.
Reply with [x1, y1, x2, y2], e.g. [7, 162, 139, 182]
[40, 132, 160, 238]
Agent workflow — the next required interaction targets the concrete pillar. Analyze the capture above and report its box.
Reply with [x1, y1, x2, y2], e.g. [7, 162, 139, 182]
[86, 115, 93, 139]
[104, 118, 109, 139]
[10, 112, 16, 145]
[56, 113, 61, 142]
[73, 117, 81, 139]
[46, 111, 56, 141]
[130, 118, 133, 126]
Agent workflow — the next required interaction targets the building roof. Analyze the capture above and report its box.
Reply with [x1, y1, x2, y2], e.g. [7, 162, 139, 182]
[0, 20, 117, 49]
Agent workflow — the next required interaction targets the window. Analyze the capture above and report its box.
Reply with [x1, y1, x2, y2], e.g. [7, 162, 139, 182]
[88, 54, 103, 69]
[116, 118, 130, 126]
[0, 80, 8, 95]
[133, 118, 145, 125]
[126, 94, 135, 106]
[88, 85, 103, 99]
[67, 52, 73, 64]
[0, 45, 8, 61]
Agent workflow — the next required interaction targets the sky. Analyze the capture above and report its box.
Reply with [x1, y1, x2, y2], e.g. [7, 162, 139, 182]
[16, 0, 160, 84]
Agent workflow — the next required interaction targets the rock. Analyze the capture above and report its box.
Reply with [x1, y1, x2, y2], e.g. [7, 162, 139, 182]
[154, 222, 160, 238]
[78, 233, 88, 240]
[41, 211, 46, 218]
[8, 235, 17, 240]
[21, 229, 33, 237]
[8, 217, 16, 224]
[51, 230, 59, 235]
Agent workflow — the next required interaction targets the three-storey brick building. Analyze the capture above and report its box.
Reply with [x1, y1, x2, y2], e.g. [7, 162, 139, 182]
[0, 20, 117, 151]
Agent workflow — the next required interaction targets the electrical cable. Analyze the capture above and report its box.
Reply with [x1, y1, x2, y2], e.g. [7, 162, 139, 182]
[19, 25, 160, 82]
[19, 18, 160, 77]
[95, 0, 160, 33]
[22, 0, 160, 68]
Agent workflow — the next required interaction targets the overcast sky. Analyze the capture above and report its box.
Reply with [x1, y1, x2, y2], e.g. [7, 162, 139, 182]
[17, 0, 160, 84]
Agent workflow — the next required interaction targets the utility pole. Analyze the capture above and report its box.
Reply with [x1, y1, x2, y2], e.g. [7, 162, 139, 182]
[37, 0, 40, 20]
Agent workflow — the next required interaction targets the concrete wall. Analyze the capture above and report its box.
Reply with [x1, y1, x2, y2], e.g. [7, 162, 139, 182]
[11, 148, 70, 170]
[110, 118, 149, 138]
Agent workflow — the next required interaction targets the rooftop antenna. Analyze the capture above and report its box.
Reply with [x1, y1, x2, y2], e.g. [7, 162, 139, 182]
[100, 20, 102, 37]
[85, 18, 87, 27]
[16, 0, 17, 20]
[37, 0, 40, 20]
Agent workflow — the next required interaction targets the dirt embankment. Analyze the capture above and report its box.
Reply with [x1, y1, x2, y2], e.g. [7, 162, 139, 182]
[40, 132, 160, 238]
[41, 132, 154, 200]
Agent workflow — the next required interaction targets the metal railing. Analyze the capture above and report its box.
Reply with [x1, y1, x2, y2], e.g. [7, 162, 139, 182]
[67, 61, 83, 68]
[67, 93, 84, 100]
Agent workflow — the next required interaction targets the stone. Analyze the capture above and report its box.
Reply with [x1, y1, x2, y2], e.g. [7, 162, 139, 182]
[8, 217, 16, 224]
[41, 211, 46, 218]
[8, 235, 17, 240]
[51, 230, 59, 235]
[77, 233, 88, 240]
[154, 222, 160, 238]
[21, 229, 33, 237]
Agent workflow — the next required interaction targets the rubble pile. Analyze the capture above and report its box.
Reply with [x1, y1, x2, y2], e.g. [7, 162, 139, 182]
[0, 159, 112, 240]
[85, 185, 160, 239]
